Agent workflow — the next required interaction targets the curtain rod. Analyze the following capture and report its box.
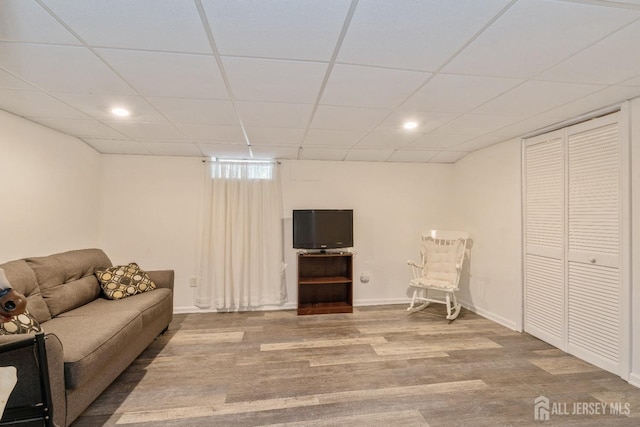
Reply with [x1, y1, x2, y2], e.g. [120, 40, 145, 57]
[202, 159, 281, 164]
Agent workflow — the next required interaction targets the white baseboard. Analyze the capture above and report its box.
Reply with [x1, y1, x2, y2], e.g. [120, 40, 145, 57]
[458, 299, 519, 331]
[353, 298, 411, 307]
[174, 299, 409, 314]
[174, 302, 297, 314]
[628, 373, 640, 388]
[175, 298, 520, 333]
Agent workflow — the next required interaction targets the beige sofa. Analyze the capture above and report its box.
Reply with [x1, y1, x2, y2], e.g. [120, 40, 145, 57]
[0, 248, 173, 426]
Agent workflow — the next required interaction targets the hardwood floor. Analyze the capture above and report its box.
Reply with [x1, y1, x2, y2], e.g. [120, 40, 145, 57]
[72, 305, 640, 426]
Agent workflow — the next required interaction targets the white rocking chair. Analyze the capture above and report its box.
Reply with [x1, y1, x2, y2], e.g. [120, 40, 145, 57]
[407, 230, 469, 320]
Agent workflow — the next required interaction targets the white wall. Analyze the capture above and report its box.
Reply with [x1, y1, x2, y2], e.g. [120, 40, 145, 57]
[96, 157, 455, 311]
[280, 160, 455, 307]
[97, 155, 204, 309]
[453, 139, 523, 330]
[0, 110, 101, 262]
[95, 151, 522, 326]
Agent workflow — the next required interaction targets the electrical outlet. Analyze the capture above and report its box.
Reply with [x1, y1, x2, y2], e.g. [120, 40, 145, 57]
[189, 276, 198, 287]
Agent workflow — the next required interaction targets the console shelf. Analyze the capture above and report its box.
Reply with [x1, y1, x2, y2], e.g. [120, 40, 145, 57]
[297, 253, 353, 315]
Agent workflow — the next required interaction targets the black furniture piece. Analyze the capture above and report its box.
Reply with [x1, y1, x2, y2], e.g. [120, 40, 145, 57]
[0, 333, 53, 427]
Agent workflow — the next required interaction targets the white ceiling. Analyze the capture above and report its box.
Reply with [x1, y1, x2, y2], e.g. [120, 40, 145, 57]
[2, 0, 640, 163]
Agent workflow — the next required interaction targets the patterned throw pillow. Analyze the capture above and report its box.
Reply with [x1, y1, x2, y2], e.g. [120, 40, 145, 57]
[96, 263, 156, 300]
[0, 310, 43, 335]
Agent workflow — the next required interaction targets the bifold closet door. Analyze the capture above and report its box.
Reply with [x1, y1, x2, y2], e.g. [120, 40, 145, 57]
[566, 115, 622, 374]
[523, 131, 565, 349]
[523, 112, 627, 377]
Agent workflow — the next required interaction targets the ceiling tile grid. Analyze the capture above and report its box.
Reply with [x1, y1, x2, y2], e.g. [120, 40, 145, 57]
[0, 0, 638, 163]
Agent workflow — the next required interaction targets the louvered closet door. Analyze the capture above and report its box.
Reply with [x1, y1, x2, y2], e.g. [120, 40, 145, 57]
[524, 130, 565, 349]
[566, 114, 621, 374]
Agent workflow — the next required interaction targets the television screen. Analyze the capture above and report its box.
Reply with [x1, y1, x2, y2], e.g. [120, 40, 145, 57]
[293, 209, 353, 250]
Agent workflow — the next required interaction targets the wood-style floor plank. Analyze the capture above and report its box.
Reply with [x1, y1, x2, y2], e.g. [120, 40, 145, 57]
[71, 305, 640, 426]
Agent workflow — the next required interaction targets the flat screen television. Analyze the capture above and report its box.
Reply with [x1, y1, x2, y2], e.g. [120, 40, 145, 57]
[293, 209, 353, 250]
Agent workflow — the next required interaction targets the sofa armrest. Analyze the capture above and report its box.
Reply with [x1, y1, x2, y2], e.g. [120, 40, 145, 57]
[147, 270, 174, 292]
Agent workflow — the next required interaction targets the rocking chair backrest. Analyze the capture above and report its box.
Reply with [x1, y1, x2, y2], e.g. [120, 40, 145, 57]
[420, 231, 469, 288]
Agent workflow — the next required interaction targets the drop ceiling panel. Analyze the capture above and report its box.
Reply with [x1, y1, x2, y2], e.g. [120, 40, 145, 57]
[387, 149, 438, 163]
[303, 129, 366, 147]
[621, 75, 640, 86]
[97, 49, 228, 98]
[355, 131, 424, 148]
[42, 0, 212, 53]
[474, 80, 606, 117]
[337, 0, 511, 70]
[0, 43, 134, 94]
[0, 90, 88, 119]
[1, 1, 640, 164]
[83, 138, 150, 155]
[540, 85, 640, 118]
[409, 133, 475, 149]
[198, 142, 251, 159]
[453, 134, 511, 152]
[429, 151, 469, 163]
[443, 0, 640, 78]
[245, 127, 305, 146]
[142, 141, 203, 157]
[401, 74, 523, 113]
[0, 0, 80, 45]
[489, 115, 567, 138]
[593, 0, 640, 6]
[299, 147, 349, 161]
[105, 121, 186, 140]
[321, 64, 430, 108]
[52, 93, 165, 122]
[436, 113, 524, 135]
[249, 145, 300, 160]
[537, 20, 640, 85]
[202, 0, 351, 61]
[235, 101, 313, 128]
[146, 97, 238, 125]
[310, 105, 391, 131]
[345, 148, 394, 162]
[174, 123, 245, 142]
[222, 57, 328, 103]
[0, 69, 34, 90]
[374, 111, 459, 133]
[31, 117, 125, 138]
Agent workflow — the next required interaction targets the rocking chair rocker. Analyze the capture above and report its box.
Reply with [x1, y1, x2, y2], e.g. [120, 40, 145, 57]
[406, 230, 469, 320]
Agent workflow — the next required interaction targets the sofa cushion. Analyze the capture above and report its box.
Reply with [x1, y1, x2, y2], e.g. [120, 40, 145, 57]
[0, 310, 42, 335]
[0, 260, 51, 323]
[96, 263, 156, 300]
[40, 306, 142, 389]
[26, 249, 112, 317]
[40, 275, 102, 319]
[59, 288, 172, 329]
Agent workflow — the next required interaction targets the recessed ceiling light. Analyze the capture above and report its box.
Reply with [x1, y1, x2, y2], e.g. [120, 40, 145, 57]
[111, 107, 130, 117]
[403, 121, 418, 130]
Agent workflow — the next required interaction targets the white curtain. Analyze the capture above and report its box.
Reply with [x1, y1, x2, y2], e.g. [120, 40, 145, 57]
[197, 160, 287, 311]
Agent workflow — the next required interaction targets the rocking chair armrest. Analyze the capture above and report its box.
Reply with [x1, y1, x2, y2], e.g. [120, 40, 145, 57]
[407, 260, 424, 279]
[407, 260, 423, 268]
